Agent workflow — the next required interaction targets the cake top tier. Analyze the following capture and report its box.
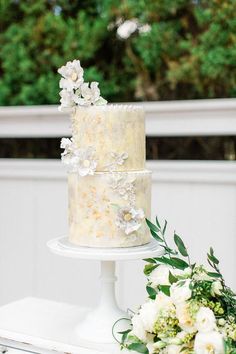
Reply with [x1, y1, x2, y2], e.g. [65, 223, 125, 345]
[58, 60, 146, 174]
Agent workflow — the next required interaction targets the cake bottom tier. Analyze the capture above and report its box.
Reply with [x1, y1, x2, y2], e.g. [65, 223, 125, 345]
[68, 170, 151, 247]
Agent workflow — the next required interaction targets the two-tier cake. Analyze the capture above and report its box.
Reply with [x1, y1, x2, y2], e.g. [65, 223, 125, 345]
[58, 60, 151, 248]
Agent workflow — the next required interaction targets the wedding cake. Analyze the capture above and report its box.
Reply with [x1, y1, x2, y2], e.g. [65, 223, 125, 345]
[58, 60, 151, 247]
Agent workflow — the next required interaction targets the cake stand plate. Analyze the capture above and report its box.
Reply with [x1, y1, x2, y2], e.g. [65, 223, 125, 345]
[47, 237, 163, 344]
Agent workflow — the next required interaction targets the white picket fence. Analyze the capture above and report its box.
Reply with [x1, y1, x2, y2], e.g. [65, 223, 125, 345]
[0, 99, 236, 311]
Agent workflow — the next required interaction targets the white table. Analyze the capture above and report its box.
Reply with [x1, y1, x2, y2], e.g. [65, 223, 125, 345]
[0, 297, 126, 353]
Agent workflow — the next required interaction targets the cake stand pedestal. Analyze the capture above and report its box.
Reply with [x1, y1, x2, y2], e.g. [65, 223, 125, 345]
[47, 237, 163, 344]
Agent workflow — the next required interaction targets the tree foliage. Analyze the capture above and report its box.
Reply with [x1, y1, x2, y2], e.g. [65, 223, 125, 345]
[0, 0, 236, 105]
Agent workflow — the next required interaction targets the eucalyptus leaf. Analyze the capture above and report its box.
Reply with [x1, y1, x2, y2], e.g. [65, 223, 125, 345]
[174, 233, 188, 257]
[169, 271, 178, 284]
[155, 216, 161, 229]
[143, 258, 157, 264]
[163, 220, 167, 235]
[128, 343, 149, 354]
[144, 264, 158, 276]
[150, 229, 163, 243]
[207, 271, 222, 278]
[155, 256, 189, 270]
[146, 285, 157, 299]
[146, 218, 159, 233]
[207, 253, 219, 265]
[159, 285, 170, 296]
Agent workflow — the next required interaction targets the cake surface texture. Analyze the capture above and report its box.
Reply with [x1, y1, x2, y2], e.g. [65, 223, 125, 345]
[58, 59, 151, 248]
[71, 105, 145, 172]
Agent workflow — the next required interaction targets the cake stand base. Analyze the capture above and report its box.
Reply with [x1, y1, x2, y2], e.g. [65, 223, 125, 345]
[47, 237, 163, 344]
[75, 261, 127, 344]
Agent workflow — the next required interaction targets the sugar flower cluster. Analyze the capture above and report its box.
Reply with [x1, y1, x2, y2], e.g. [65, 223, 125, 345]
[58, 60, 107, 111]
[118, 218, 236, 354]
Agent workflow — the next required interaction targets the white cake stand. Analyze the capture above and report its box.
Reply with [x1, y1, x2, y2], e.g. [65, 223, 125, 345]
[47, 236, 163, 344]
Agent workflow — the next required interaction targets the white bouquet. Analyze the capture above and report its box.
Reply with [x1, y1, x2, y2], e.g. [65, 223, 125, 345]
[115, 217, 236, 354]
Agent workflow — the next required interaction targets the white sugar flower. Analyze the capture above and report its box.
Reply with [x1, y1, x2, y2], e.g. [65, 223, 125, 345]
[75, 82, 107, 106]
[148, 264, 172, 287]
[130, 314, 147, 342]
[75, 146, 97, 176]
[195, 307, 216, 333]
[211, 281, 223, 297]
[58, 89, 76, 112]
[170, 279, 192, 305]
[105, 152, 128, 172]
[139, 23, 151, 34]
[194, 331, 224, 354]
[116, 206, 144, 235]
[117, 19, 138, 39]
[60, 139, 97, 176]
[58, 59, 84, 91]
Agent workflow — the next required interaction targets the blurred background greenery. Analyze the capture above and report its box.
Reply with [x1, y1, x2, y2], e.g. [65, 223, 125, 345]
[0, 0, 236, 105]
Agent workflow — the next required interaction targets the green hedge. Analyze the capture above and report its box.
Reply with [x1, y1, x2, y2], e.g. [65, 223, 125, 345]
[0, 0, 236, 105]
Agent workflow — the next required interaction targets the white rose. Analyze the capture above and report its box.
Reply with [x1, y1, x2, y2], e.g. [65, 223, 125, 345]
[176, 302, 196, 333]
[155, 291, 174, 313]
[139, 299, 160, 333]
[195, 307, 216, 333]
[147, 341, 165, 354]
[166, 344, 183, 354]
[194, 331, 224, 354]
[211, 281, 223, 297]
[131, 314, 147, 342]
[170, 280, 192, 305]
[148, 264, 172, 287]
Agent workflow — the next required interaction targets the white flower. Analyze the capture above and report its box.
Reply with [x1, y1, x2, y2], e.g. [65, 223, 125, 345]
[75, 81, 107, 106]
[165, 344, 182, 354]
[195, 307, 216, 333]
[139, 24, 151, 34]
[139, 299, 160, 333]
[60, 139, 97, 176]
[149, 265, 172, 287]
[147, 341, 166, 354]
[155, 291, 174, 313]
[211, 281, 223, 297]
[117, 19, 138, 39]
[105, 152, 128, 172]
[170, 280, 192, 305]
[131, 314, 147, 342]
[74, 146, 97, 176]
[58, 89, 76, 112]
[176, 302, 196, 333]
[194, 331, 224, 354]
[116, 206, 144, 235]
[58, 59, 84, 91]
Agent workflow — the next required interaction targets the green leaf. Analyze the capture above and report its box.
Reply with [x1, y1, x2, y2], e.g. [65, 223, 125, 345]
[174, 233, 188, 257]
[146, 285, 157, 299]
[207, 272, 222, 278]
[155, 256, 189, 270]
[150, 229, 163, 243]
[169, 271, 178, 284]
[159, 285, 170, 296]
[118, 329, 131, 343]
[155, 216, 161, 229]
[128, 343, 149, 354]
[171, 257, 189, 269]
[143, 258, 156, 264]
[146, 218, 160, 233]
[144, 264, 158, 276]
[207, 253, 219, 265]
[163, 220, 167, 235]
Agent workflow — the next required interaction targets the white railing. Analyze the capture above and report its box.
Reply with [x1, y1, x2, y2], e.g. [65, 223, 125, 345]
[0, 99, 235, 309]
[0, 98, 236, 137]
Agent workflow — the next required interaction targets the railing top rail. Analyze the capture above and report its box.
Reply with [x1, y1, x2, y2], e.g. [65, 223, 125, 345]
[0, 99, 236, 137]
